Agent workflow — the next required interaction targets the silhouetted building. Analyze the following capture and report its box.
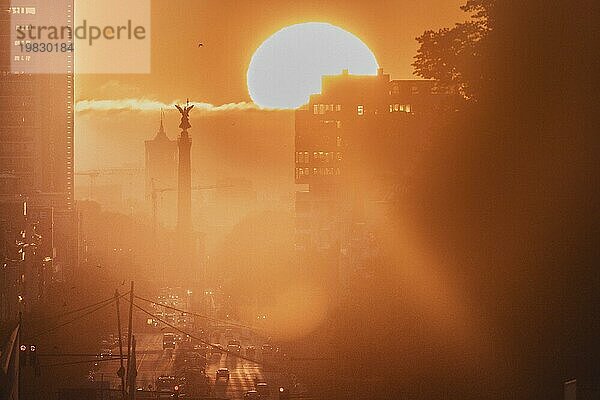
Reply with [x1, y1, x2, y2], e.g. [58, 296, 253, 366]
[1, 1, 74, 207]
[145, 111, 177, 197]
[0, 199, 54, 323]
[0, 1, 77, 300]
[295, 68, 455, 289]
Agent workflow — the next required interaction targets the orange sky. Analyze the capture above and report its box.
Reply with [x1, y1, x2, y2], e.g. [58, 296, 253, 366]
[74, 0, 466, 191]
[76, 0, 465, 105]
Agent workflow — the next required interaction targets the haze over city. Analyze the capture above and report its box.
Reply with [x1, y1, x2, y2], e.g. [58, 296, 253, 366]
[1, 1, 598, 400]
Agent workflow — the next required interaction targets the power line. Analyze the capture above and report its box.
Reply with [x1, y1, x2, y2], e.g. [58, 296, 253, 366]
[134, 294, 267, 335]
[29, 294, 116, 322]
[38, 350, 162, 357]
[131, 300, 275, 368]
[38, 353, 123, 357]
[26, 291, 130, 340]
[41, 357, 124, 368]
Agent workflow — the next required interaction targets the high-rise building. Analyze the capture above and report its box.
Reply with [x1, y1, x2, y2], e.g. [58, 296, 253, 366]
[294, 68, 455, 289]
[145, 111, 178, 197]
[0, 199, 54, 323]
[0, 0, 76, 312]
[1, 1, 74, 207]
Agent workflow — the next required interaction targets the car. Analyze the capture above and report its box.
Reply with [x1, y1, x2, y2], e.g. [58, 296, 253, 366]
[244, 390, 261, 399]
[216, 368, 230, 381]
[156, 375, 180, 399]
[210, 344, 223, 355]
[193, 344, 209, 356]
[99, 348, 112, 358]
[256, 382, 270, 397]
[261, 344, 273, 355]
[227, 339, 241, 355]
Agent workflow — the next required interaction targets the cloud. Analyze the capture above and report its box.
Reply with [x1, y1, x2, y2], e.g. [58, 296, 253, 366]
[74, 98, 274, 113]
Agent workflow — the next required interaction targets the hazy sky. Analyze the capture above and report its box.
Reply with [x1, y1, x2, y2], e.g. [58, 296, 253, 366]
[76, 0, 465, 104]
[74, 0, 466, 190]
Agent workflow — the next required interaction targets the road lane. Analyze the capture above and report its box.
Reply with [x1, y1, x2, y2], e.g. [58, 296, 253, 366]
[206, 351, 264, 399]
[92, 332, 171, 390]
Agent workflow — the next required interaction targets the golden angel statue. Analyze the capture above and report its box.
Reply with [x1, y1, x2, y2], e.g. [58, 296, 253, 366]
[175, 99, 194, 131]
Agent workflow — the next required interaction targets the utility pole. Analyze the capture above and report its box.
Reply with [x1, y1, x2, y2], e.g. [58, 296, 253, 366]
[115, 290, 126, 399]
[128, 336, 137, 400]
[126, 281, 134, 398]
[17, 311, 22, 400]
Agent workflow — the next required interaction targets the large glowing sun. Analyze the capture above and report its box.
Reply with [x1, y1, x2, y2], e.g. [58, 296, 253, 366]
[247, 22, 379, 109]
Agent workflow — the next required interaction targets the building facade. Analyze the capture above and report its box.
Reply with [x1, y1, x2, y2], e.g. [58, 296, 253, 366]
[295, 68, 455, 290]
[145, 112, 178, 197]
[1, 1, 76, 325]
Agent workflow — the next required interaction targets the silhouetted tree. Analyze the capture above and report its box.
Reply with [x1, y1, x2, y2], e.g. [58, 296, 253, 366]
[413, 0, 494, 100]
[407, 1, 599, 399]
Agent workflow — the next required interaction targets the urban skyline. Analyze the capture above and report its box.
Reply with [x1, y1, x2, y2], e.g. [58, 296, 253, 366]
[1, 1, 598, 400]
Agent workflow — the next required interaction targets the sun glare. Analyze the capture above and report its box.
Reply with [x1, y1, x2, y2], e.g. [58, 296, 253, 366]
[247, 22, 379, 109]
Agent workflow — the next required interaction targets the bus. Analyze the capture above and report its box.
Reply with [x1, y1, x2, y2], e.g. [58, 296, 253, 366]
[163, 333, 176, 350]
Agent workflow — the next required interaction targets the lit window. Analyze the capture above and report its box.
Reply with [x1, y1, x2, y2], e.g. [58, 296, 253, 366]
[357, 105, 364, 116]
[336, 136, 342, 147]
[406, 104, 411, 112]
[304, 152, 309, 163]
[394, 104, 399, 112]
[336, 104, 342, 112]
[313, 105, 318, 115]
[389, 105, 393, 113]
[399, 104, 404, 112]
[319, 104, 325, 114]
